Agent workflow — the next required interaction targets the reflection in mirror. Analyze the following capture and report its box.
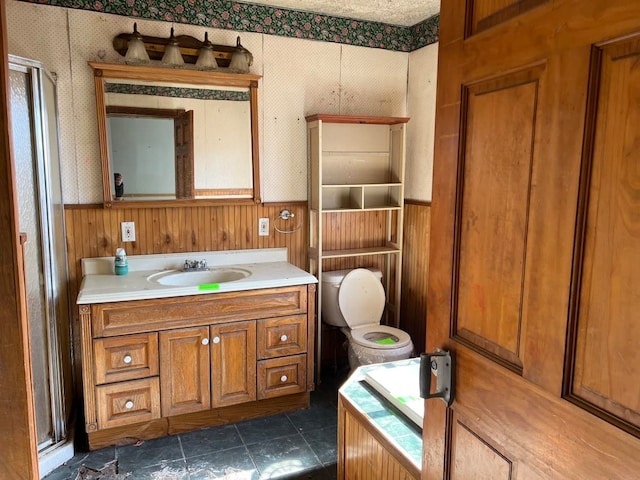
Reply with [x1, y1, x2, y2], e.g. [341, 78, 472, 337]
[107, 106, 192, 200]
[91, 62, 261, 207]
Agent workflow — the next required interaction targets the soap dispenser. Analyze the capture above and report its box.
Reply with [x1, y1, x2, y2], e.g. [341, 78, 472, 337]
[114, 247, 128, 275]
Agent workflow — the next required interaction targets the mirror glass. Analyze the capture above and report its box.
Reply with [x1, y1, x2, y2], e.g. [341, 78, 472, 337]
[91, 63, 261, 206]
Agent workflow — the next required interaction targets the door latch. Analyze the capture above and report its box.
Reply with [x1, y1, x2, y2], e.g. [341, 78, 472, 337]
[419, 350, 455, 406]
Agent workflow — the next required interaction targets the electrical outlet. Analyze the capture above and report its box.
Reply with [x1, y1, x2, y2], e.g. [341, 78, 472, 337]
[258, 218, 269, 236]
[121, 221, 136, 242]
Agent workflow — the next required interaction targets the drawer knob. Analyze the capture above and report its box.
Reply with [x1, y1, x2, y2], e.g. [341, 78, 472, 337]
[124, 400, 134, 410]
[123, 355, 132, 364]
[213, 336, 220, 344]
[201, 338, 210, 346]
[280, 375, 288, 383]
[280, 334, 288, 342]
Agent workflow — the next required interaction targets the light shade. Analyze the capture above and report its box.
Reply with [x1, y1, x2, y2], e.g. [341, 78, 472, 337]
[124, 23, 149, 64]
[162, 28, 184, 66]
[195, 32, 218, 70]
[229, 36, 252, 73]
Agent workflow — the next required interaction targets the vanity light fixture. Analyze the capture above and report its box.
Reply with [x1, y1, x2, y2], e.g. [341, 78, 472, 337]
[228, 36, 253, 73]
[124, 23, 149, 64]
[162, 28, 185, 66]
[195, 32, 218, 70]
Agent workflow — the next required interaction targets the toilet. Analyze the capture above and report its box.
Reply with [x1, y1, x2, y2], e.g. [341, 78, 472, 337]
[321, 268, 414, 369]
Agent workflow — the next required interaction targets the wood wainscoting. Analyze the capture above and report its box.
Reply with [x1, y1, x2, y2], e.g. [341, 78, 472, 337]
[400, 200, 431, 354]
[64, 203, 308, 312]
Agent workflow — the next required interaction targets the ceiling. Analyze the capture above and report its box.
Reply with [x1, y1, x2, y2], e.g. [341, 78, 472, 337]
[243, 0, 441, 27]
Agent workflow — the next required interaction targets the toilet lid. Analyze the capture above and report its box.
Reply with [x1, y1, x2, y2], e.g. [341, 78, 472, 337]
[349, 324, 412, 349]
[338, 268, 385, 328]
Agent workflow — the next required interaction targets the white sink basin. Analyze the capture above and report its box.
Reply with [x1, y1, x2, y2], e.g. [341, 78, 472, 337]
[149, 268, 251, 287]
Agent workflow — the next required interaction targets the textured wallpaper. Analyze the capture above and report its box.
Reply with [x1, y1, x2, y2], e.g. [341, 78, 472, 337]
[7, 0, 436, 203]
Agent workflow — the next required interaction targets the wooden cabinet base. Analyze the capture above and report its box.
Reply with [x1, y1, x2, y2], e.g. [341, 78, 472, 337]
[338, 395, 420, 480]
[88, 392, 309, 450]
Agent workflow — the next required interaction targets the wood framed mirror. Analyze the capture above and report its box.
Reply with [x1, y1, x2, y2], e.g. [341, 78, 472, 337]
[90, 62, 261, 207]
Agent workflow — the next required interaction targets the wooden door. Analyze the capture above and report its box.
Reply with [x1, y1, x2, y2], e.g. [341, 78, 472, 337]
[174, 109, 194, 199]
[426, 1, 640, 478]
[159, 326, 210, 417]
[211, 320, 256, 408]
[0, 1, 39, 475]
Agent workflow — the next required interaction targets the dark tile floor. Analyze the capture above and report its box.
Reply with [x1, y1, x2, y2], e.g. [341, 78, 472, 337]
[44, 368, 349, 480]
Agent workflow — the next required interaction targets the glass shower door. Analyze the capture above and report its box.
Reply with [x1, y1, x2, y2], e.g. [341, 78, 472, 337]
[9, 56, 72, 466]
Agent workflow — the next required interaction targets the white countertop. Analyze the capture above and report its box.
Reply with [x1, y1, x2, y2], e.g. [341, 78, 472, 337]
[77, 248, 317, 304]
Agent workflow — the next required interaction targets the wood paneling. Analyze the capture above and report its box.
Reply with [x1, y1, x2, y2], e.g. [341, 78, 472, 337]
[0, 0, 39, 476]
[340, 403, 418, 480]
[454, 66, 542, 372]
[400, 201, 431, 355]
[321, 210, 390, 273]
[569, 36, 640, 434]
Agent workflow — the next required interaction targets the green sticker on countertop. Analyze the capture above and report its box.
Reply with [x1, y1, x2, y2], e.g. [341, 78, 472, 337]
[198, 283, 220, 290]
[375, 337, 396, 345]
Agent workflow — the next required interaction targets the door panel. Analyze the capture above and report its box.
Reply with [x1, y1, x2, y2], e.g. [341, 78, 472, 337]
[569, 36, 640, 432]
[455, 66, 542, 372]
[426, 1, 640, 478]
[467, 0, 548, 36]
[450, 417, 513, 480]
[159, 326, 210, 417]
[210, 320, 256, 408]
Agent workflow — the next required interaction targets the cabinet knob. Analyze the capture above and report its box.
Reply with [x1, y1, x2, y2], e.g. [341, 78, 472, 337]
[280, 334, 288, 342]
[280, 375, 288, 383]
[201, 338, 209, 346]
[123, 354, 132, 364]
[213, 336, 220, 344]
[124, 400, 134, 410]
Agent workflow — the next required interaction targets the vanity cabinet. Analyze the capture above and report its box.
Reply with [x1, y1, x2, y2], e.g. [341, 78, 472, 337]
[80, 284, 316, 449]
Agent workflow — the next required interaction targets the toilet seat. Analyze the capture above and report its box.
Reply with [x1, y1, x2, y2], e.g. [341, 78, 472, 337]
[349, 324, 412, 349]
[337, 268, 411, 350]
[338, 268, 386, 329]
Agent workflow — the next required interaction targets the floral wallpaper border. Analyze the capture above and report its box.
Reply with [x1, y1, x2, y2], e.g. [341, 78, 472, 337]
[18, 0, 439, 51]
[106, 82, 250, 101]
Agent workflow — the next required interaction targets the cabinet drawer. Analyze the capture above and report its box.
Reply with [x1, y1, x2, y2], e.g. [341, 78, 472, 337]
[96, 378, 160, 429]
[92, 286, 308, 337]
[257, 315, 307, 359]
[257, 354, 307, 400]
[94, 333, 158, 385]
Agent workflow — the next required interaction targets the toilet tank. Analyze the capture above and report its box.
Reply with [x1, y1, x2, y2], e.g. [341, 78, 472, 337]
[320, 268, 383, 328]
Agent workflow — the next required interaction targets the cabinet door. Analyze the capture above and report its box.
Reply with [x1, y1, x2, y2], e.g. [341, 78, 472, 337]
[210, 321, 256, 408]
[159, 326, 210, 417]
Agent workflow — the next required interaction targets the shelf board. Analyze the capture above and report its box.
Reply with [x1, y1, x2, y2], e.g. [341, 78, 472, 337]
[305, 114, 410, 125]
[322, 150, 389, 156]
[321, 206, 401, 213]
[321, 182, 402, 188]
[321, 246, 401, 259]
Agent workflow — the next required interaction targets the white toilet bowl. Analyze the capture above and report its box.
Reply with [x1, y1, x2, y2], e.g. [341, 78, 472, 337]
[321, 268, 414, 369]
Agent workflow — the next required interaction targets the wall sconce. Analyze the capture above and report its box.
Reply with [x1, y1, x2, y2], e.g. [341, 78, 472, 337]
[162, 28, 185, 66]
[124, 23, 149, 64]
[228, 36, 253, 73]
[195, 32, 218, 70]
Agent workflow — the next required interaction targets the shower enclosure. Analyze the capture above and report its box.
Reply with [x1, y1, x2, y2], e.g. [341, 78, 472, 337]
[9, 55, 73, 476]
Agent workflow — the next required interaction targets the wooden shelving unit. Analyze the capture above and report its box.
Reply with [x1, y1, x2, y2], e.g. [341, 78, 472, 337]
[306, 114, 409, 380]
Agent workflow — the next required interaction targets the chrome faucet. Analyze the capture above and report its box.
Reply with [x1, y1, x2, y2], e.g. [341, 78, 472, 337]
[184, 259, 208, 271]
